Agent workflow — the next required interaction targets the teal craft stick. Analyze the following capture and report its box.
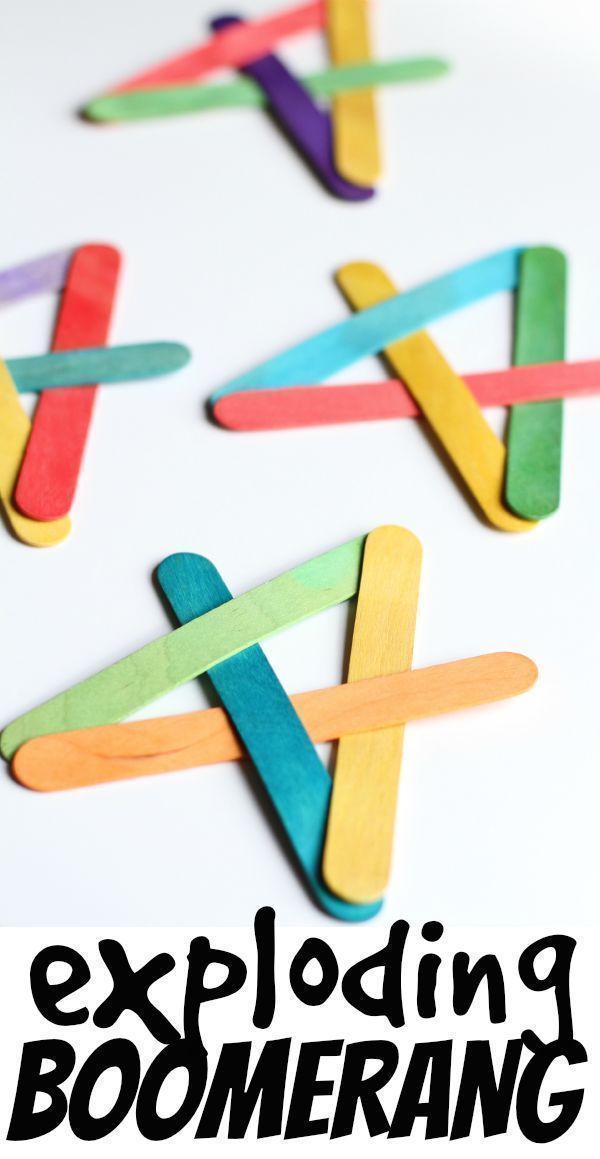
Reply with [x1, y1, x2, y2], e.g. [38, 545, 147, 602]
[1, 537, 365, 761]
[505, 247, 567, 520]
[210, 247, 525, 402]
[84, 58, 450, 123]
[157, 553, 381, 922]
[7, 342, 190, 392]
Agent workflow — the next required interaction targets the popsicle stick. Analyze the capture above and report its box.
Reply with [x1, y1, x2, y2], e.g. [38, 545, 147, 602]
[0, 536, 365, 760]
[0, 250, 72, 303]
[213, 359, 600, 430]
[15, 245, 121, 522]
[13, 654, 538, 789]
[323, 526, 421, 904]
[85, 58, 450, 123]
[336, 262, 535, 533]
[7, 342, 190, 391]
[113, 1, 324, 92]
[327, 0, 380, 186]
[505, 247, 567, 520]
[210, 247, 524, 401]
[0, 360, 71, 546]
[211, 15, 373, 202]
[157, 552, 380, 921]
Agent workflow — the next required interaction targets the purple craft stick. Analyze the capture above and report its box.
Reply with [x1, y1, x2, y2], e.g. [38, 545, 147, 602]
[211, 15, 374, 202]
[0, 249, 73, 305]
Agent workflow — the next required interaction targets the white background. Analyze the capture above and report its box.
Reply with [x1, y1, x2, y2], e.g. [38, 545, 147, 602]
[0, 0, 599, 926]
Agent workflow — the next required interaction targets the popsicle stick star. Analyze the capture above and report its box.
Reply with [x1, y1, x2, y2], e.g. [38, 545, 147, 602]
[211, 246, 580, 528]
[83, 1, 449, 200]
[0, 247, 190, 542]
[2, 530, 538, 920]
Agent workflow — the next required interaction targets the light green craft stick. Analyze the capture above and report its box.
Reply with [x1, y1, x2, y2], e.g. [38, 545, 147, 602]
[84, 58, 449, 123]
[505, 247, 567, 520]
[8, 342, 190, 391]
[1, 537, 365, 760]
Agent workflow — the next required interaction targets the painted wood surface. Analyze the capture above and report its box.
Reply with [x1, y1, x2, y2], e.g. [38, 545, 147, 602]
[113, 1, 324, 92]
[336, 261, 536, 533]
[0, 250, 72, 303]
[213, 359, 600, 429]
[12, 654, 538, 789]
[327, 0, 380, 185]
[157, 551, 381, 921]
[7, 342, 190, 391]
[15, 245, 121, 521]
[85, 58, 449, 123]
[323, 526, 421, 903]
[1, 536, 365, 760]
[211, 15, 374, 201]
[505, 247, 567, 519]
[0, 360, 71, 546]
[210, 247, 524, 401]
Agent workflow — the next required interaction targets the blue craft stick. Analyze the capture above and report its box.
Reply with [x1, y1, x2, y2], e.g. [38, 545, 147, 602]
[6, 342, 191, 391]
[157, 552, 382, 923]
[210, 246, 525, 401]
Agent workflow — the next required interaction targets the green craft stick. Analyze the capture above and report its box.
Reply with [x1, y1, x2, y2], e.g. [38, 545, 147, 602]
[8, 342, 190, 391]
[1, 537, 365, 760]
[505, 247, 567, 520]
[84, 58, 449, 123]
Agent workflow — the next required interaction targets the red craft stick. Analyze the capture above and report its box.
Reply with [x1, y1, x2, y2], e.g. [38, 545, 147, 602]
[114, 1, 324, 92]
[14, 245, 121, 522]
[213, 360, 600, 431]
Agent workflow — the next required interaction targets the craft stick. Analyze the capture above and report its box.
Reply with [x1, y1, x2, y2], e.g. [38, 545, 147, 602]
[84, 58, 449, 123]
[336, 262, 535, 533]
[157, 552, 380, 921]
[12, 654, 538, 791]
[0, 360, 71, 546]
[210, 15, 373, 202]
[505, 247, 567, 520]
[213, 359, 600, 430]
[112, 1, 324, 92]
[0, 250, 72, 303]
[327, 0, 380, 186]
[0, 536, 365, 760]
[323, 526, 421, 904]
[210, 247, 524, 401]
[7, 342, 190, 391]
[15, 245, 121, 522]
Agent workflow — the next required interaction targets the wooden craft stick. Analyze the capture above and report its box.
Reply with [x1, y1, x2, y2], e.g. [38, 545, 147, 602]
[327, 0, 380, 186]
[12, 654, 538, 791]
[85, 58, 449, 123]
[0, 536, 365, 760]
[0, 360, 71, 547]
[0, 250, 72, 303]
[323, 526, 421, 904]
[213, 359, 600, 430]
[15, 245, 121, 522]
[7, 342, 190, 391]
[211, 15, 373, 202]
[336, 262, 535, 533]
[210, 247, 524, 402]
[112, 1, 324, 92]
[157, 552, 380, 922]
[505, 247, 567, 520]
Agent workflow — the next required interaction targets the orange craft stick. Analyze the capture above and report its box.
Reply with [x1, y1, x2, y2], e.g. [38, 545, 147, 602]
[12, 653, 538, 792]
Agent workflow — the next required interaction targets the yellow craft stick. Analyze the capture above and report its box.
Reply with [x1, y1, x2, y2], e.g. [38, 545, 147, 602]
[327, 0, 381, 186]
[336, 264, 537, 533]
[0, 360, 70, 546]
[323, 525, 421, 904]
[11, 653, 538, 792]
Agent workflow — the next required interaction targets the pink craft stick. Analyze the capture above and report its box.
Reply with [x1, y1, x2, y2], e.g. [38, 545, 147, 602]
[213, 359, 600, 430]
[114, 1, 324, 92]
